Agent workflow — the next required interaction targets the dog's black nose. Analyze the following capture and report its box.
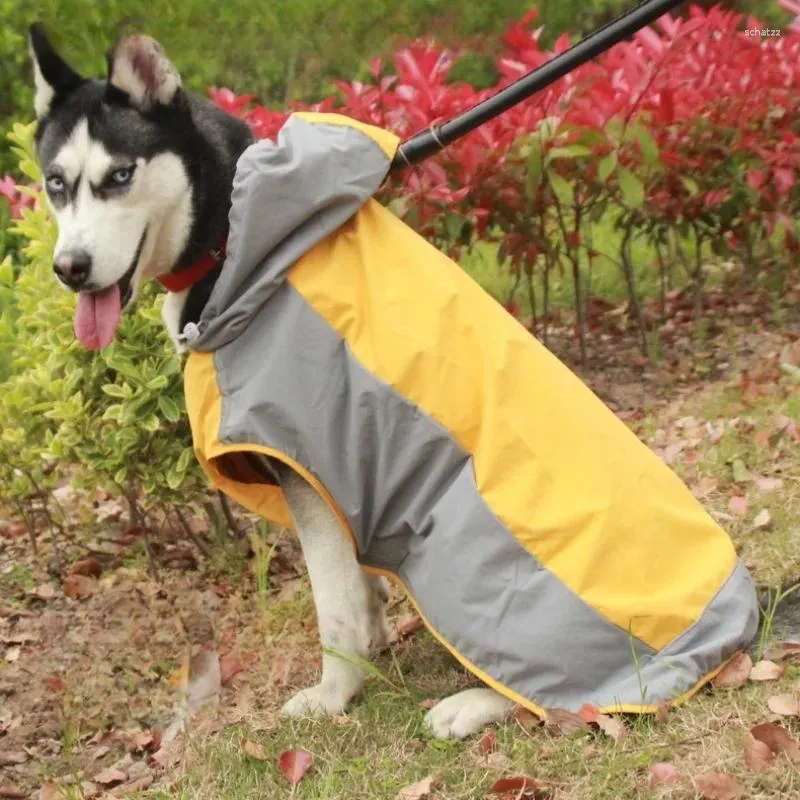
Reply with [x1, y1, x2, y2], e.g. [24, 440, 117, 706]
[53, 251, 92, 289]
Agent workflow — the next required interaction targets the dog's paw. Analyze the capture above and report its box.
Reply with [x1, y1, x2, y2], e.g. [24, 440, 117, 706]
[281, 683, 351, 718]
[424, 688, 514, 739]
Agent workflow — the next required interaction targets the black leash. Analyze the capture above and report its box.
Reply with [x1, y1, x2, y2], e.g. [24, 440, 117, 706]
[390, 0, 686, 171]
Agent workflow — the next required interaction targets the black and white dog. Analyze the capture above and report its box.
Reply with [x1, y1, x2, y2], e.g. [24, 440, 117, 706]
[28, 26, 513, 738]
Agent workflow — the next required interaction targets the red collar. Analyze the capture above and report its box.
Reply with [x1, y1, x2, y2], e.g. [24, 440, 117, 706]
[157, 236, 227, 293]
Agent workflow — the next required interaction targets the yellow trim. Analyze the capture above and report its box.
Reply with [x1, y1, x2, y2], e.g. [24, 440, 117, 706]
[291, 111, 400, 160]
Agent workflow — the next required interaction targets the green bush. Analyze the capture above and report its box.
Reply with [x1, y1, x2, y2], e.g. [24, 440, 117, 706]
[0, 122, 205, 528]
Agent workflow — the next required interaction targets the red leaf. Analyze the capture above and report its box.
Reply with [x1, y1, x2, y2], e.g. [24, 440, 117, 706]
[277, 748, 313, 786]
[742, 732, 774, 771]
[69, 558, 103, 578]
[0, 787, 27, 799]
[750, 722, 800, 762]
[219, 652, 244, 686]
[477, 729, 498, 754]
[488, 776, 550, 798]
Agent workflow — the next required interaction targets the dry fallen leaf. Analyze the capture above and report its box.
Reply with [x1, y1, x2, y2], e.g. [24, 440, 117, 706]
[764, 641, 800, 662]
[219, 651, 244, 686]
[695, 771, 742, 800]
[92, 767, 127, 787]
[742, 732, 774, 771]
[545, 708, 590, 735]
[69, 557, 103, 578]
[277, 748, 313, 786]
[648, 762, 680, 788]
[0, 786, 27, 799]
[243, 739, 268, 761]
[754, 476, 782, 493]
[577, 704, 626, 741]
[477, 729, 498, 754]
[28, 584, 56, 601]
[62, 574, 98, 601]
[752, 509, 772, 530]
[37, 783, 62, 800]
[750, 722, 800, 762]
[767, 694, 800, 717]
[389, 615, 424, 643]
[749, 660, 784, 682]
[0, 753, 28, 767]
[712, 652, 752, 689]
[727, 495, 748, 517]
[396, 775, 435, 800]
[512, 707, 542, 731]
[488, 776, 551, 799]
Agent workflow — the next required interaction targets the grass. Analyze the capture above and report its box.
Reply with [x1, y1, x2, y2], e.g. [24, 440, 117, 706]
[131, 365, 800, 800]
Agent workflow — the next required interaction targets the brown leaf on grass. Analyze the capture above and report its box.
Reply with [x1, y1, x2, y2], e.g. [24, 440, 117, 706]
[695, 771, 742, 800]
[648, 762, 680, 787]
[764, 641, 800, 662]
[92, 767, 127, 787]
[742, 732, 774, 771]
[69, 557, 103, 578]
[654, 702, 670, 724]
[396, 775, 435, 800]
[0, 752, 28, 767]
[727, 495, 748, 517]
[749, 660, 784, 682]
[577, 704, 626, 741]
[0, 786, 27, 799]
[277, 748, 313, 786]
[45, 676, 67, 693]
[750, 722, 800, 762]
[63, 574, 98, 600]
[28, 583, 56, 601]
[691, 476, 719, 500]
[219, 651, 244, 685]
[124, 729, 155, 753]
[37, 783, 62, 800]
[488, 776, 551, 798]
[389, 615, 424, 643]
[754, 476, 782, 492]
[477, 729, 498, 754]
[544, 708, 590, 735]
[419, 698, 438, 710]
[767, 694, 800, 717]
[512, 706, 542, 731]
[4, 647, 20, 663]
[243, 739, 268, 761]
[752, 509, 772, 530]
[712, 652, 752, 689]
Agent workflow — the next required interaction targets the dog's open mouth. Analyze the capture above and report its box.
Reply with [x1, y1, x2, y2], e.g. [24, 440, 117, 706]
[73, 229, 146, 350]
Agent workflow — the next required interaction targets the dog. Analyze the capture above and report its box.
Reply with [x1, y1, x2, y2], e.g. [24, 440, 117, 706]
[27, 24, 516, 739]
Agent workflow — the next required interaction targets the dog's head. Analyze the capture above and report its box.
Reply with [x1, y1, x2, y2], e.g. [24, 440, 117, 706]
[28, 25, 196, 348]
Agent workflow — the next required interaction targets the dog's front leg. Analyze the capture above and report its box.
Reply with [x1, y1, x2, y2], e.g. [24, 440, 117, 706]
[277, 466, 389, 718]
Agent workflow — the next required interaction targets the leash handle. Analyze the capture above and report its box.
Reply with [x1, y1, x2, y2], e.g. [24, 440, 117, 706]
[390, 0, 686, 171]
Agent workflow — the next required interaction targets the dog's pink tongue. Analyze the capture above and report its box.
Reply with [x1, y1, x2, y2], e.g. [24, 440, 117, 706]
[74, 284, 122, 350]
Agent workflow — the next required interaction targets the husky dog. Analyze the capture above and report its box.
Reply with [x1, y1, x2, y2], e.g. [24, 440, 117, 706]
[28, 25, 513, 739]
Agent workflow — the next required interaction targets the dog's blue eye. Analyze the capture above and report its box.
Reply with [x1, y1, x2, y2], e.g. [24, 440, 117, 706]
[46, 175, 65, 193]
[110, 167, 134, 186]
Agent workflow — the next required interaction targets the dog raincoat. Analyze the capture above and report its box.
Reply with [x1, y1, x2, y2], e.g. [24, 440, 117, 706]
[182, 112, 758, 716]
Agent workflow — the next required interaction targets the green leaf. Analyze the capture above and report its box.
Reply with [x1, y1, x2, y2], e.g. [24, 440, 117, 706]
[101, 383, 130, 399]
[546, 144, 592, 162]
[630, 124, 660, 166]
[617, 166, 645, 208]
[158, 395, 182, 423]
[597, 152, 618, 182]
[548, 172, 574, 206]
[681, 176, 700, 196]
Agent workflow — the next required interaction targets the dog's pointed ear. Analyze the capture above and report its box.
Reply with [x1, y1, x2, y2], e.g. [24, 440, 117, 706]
[28, 23, 85, 119]
[106, 35, 182, 112]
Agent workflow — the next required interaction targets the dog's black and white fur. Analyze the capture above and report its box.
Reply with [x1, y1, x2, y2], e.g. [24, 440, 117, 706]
[28, 26, 514, 738]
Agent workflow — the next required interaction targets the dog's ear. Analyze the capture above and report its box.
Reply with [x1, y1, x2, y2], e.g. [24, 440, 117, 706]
[28, 23, 85, 119]
[106, 35, 182, 112]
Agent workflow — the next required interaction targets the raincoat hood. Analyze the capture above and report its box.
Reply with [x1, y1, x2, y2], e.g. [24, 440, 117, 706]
[189, 114, 399, 351]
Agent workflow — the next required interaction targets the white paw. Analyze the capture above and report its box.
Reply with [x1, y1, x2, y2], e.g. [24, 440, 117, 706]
[281, 682, 352, 718]
[424, 688, 514, 739]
